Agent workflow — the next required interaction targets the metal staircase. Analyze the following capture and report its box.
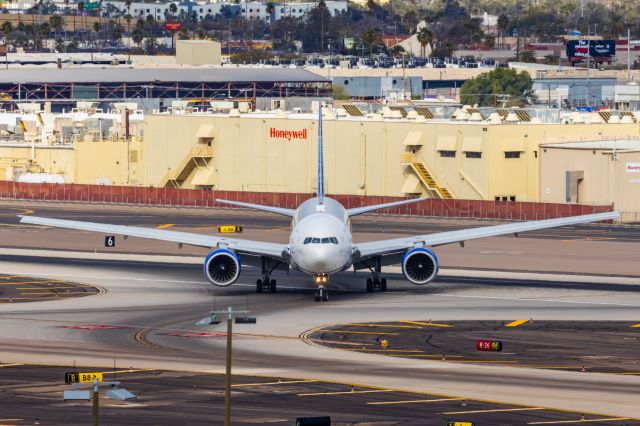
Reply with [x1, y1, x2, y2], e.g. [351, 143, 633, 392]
[160, 146, 214, 188]
[400, 153, 453, 199]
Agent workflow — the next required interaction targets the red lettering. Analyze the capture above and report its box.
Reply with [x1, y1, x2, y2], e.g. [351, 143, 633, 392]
[268, 128, 308, 141]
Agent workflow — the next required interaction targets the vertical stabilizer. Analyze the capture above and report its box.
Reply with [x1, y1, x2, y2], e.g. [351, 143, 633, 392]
[317, 103, 325, 205]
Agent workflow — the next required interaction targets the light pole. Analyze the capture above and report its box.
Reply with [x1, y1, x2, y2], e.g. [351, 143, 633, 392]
[198, 306, 256, 426]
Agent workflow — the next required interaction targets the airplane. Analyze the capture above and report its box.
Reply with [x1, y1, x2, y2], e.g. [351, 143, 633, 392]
[20, 107, 620, 302]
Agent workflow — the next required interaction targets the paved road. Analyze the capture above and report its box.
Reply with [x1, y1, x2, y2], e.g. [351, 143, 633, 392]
[0, 254, 638, 420]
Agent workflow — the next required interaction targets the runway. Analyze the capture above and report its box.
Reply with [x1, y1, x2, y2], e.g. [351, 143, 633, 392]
[0, 254, 639, 419]
[0, 202, 638, 422]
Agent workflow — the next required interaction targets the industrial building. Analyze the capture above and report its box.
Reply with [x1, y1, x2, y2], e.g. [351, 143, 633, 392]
[0, 67, 331, 111]
[540, 139, 640, 223]
[0, 103, 639, 219]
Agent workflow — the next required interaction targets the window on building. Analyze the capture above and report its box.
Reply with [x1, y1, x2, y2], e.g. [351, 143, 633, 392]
[281, 7, 284, 12]
[510, 196, 516, 202]
[465, 151, 482, 158]
[439, 150, 456, 158]
[146, 8, 150, 12]
[249, 8, 252, 11]
[505, 151, 522, 159]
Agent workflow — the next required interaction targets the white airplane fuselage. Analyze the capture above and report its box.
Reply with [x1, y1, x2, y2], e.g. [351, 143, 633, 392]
[289, 197, 353, 276]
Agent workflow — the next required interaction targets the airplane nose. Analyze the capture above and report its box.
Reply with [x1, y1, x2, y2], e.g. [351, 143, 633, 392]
[300, 245, 336, 273]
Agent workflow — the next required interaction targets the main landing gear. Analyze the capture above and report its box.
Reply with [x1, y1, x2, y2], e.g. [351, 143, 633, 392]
[314, 274, 329, 302]
[256, 258, 278, 293]
[366, 258, 387, 292]
[366, 276, 387, 292]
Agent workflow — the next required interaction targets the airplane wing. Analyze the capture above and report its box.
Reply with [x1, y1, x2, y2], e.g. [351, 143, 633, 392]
[347, 198, 424, 217]
[19, 216, 287, 259]
[216, 199, 295, 218]
[354, 211, 620, 260]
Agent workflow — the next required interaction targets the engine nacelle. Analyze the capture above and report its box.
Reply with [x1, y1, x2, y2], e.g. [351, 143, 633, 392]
[203, 249, 241, 286]
[401, 248, 439, 285]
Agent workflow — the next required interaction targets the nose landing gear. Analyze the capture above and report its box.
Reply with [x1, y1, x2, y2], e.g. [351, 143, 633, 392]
[314, 274, 329, 302]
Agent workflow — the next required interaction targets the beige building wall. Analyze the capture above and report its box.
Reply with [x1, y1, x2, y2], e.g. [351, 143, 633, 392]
[75, 140, 144, 186]
[0, 145, 74, 181]
[540, 147, 640, 222]
[142, 114, 639, 202]
[175, 40, 222, 66]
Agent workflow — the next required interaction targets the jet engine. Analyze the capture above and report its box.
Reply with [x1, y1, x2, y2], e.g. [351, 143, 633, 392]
[203, 249, 241, 286]
[401, 248, 438, 285]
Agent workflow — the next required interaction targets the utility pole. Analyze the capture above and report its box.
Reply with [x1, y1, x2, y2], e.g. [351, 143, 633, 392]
[224, 306, 233, 426]
[628, 28, 631, 81]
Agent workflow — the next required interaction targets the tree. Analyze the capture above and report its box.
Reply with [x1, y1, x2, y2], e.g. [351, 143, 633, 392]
[169, 3, 177, 18]
[460, 68, 533, 107]
[1, 21, 13, 42]
[361, 26, 381, 53]
[177, 28, 189, 40]
[497, 13, 509, 49]
[519, 49, 537, 63]
[49, 14, 64, 41]
[332, 83, 350, 100]
[416, 26, 432, 57]
[131, 27, 143, 46]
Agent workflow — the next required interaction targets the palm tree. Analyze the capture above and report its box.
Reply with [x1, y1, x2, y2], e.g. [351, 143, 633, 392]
[497, 13, 509, 50]
[520, 50, 537, 63]
[416, 26, 432, 57]
[77, 1, 85, 36]
[1, 21, 13, 42]
[49, 14, 63, 41]
[362, 26, 381, 54]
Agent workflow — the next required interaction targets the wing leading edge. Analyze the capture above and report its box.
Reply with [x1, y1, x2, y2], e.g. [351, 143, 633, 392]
[19, 216, 287, 259]
[354, 211, 620, 259]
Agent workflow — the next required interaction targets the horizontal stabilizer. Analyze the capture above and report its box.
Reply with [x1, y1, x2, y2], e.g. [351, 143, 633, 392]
[216, 199, 295, 217]
[348, 198, 424, 217]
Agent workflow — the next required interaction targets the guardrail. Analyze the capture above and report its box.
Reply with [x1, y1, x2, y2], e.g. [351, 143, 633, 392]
[0, 181, 613, 221]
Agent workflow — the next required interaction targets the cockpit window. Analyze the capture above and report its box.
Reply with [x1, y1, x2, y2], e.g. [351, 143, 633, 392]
[304, 237, 339, 244]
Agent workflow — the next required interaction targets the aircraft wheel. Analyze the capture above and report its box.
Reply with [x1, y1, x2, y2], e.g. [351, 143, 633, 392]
[270, 279, 277, 293]
[322, 291, 329, 302]
[256, 279, 263, 293]
[366, 278, 373, 292]
[380, 278, 387, 292]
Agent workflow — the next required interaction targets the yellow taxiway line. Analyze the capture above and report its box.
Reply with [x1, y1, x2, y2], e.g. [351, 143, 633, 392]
[506, 319, 529, 327]
[341, 323, 423, 329]
[527, 418, 631, 424]
[156, 223, 175, 229]
[231, 379, 318, 388]
[298, 389, 395, 396]
[316, 330, 399, 335]
[441, 407, 546, 415]
[399, 320, 453, 327]
[630, 324, 640, 328]
[368, 397, 465, 405]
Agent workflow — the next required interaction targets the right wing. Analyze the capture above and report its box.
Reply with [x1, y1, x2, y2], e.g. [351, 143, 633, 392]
[19, 216, 287, 260]
[354, 211, 620, 261]
[216, 199, 295, 218]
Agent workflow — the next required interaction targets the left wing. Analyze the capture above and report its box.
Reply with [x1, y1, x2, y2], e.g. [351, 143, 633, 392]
[347, 198, 424, 217]
[216, 199, 295, 218]
[354, 211, 620, 260]
[19, 216, 287, 259]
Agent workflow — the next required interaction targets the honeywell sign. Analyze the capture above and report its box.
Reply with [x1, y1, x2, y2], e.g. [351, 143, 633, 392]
[626, 163, 640, 173]
[269, 128, 308, 141]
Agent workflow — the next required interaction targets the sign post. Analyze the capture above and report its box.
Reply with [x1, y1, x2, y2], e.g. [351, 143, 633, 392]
[92, 378, 99, 426]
